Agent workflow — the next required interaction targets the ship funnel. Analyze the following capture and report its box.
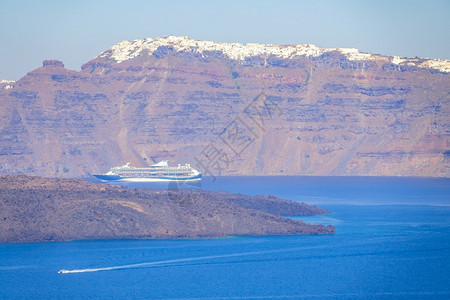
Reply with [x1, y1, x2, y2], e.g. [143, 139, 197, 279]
[151, 160, 169, 167]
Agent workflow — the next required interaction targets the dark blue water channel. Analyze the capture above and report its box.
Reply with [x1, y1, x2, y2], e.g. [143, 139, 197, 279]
[1, 177, 449, 299]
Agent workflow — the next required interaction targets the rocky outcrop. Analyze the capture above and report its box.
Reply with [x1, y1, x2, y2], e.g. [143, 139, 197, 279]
[0, 175, 334, 242]
[0, 36, 448, 177]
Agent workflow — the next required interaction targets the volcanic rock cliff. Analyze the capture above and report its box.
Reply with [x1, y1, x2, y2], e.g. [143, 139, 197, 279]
[0, 36, 449, 177]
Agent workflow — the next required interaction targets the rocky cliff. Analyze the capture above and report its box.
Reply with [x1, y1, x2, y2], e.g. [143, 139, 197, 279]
[0, 36, 448, 177]
[0, 175, 333, 242]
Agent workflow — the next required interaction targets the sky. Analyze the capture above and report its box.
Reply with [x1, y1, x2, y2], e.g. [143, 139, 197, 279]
[1, 0, 449, 80]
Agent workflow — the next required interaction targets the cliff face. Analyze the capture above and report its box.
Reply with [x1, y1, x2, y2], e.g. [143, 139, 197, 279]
[0, 175, 333, 242]
[0, 36, 449, 177]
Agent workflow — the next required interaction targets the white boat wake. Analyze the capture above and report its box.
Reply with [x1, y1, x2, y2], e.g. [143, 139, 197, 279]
[57, 245, 328, 274]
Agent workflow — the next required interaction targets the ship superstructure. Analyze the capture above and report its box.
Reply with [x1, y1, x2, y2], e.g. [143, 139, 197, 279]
[93, 161, 202, 182]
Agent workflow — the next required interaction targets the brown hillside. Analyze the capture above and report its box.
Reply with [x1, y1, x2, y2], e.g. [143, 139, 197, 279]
[0, 175, 334, 243]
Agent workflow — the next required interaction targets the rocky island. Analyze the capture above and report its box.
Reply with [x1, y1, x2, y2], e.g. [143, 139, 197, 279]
[0, 175, 334, 243]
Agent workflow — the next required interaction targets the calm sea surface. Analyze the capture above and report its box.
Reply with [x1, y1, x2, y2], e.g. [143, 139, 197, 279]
[1, 176, 449, 299]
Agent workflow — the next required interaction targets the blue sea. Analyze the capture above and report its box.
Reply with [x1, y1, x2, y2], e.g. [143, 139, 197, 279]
[1, 176, 449, 299]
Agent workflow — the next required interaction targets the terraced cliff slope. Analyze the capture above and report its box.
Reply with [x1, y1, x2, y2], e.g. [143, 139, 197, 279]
[0, 36, 448, 177]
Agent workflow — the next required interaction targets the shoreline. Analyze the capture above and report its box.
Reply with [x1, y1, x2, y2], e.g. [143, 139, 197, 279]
[0, 175, 334, 243]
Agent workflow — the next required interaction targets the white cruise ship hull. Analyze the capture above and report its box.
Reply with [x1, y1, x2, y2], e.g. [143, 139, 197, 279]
[93, 161, 202, 182]
[94, 174, 202, 182]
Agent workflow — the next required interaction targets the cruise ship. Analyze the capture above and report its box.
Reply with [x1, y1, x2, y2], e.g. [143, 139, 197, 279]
[93, 161, 202, 182]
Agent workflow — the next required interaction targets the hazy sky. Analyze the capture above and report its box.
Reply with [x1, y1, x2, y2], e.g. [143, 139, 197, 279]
[1, 0, 449, 80]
